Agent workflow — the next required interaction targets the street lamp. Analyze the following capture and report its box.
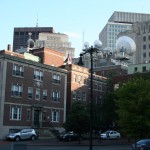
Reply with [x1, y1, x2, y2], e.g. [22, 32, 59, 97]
[77, 40, 102, 150]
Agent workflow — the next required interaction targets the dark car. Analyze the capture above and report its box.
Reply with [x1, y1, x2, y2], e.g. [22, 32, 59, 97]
[131, 139, 150, 150]
[57, 131, 79, 141]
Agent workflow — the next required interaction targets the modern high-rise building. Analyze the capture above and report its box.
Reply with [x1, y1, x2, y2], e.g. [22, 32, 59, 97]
[13, 27, 54, 51]
[99, 11, 150, 52]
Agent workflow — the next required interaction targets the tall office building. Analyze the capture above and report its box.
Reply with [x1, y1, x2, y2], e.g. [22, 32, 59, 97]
[35, 32, 75, 58]
[99, 11, 150, 52]
[13, 27, 54, 51]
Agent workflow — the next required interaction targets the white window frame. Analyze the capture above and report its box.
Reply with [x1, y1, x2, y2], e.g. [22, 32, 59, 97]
[51, 110, 60, 122]
[43, 90, 47, 100]
[34, 70, 43, 81]
[11, 84, 23, 97]
[13, 64, 24, 77]
[10, 106, 21, 120]
[28, 87, 33, 99]
[35, 89, 40, 100]
[26, 109, 31, 121]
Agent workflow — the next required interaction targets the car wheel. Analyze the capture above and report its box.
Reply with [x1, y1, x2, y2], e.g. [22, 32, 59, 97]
[31, 135, 36, 141]
[116, 136, 120, 139]
[68, 137, 71, 141]
[15, 136, 20, 142]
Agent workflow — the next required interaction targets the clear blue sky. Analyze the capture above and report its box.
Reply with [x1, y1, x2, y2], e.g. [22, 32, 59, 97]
[0, 0, 150, 57]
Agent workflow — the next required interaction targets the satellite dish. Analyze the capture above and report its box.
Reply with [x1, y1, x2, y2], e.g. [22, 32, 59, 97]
[116, 36, 136, 56]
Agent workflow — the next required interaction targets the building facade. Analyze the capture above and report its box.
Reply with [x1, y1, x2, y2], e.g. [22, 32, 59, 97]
[116, 20, 150, 65]
[13, 27, 54, 51]
[0, 50, 67, 139]
[61, 64, 108, 114]
[35, 33, 75, 58]
[99, 11, 150, 53]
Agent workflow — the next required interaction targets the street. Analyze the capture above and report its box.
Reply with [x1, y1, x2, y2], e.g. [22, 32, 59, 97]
[0, 144, 130, 150]
[0, 139, 131, 150]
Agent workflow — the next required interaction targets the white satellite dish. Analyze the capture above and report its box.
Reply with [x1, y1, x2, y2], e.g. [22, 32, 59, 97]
[116, 36, 136, 56]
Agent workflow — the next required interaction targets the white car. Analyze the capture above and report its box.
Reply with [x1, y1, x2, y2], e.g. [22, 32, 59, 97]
[100, 130, 121, 139]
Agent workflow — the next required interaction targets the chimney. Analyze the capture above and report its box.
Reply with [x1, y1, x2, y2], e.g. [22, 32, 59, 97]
[7, 44, 11, 51]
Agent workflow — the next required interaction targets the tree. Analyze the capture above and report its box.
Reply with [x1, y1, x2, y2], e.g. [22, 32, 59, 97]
[64, 101, 90, 136]
[115, 77, 150, 139]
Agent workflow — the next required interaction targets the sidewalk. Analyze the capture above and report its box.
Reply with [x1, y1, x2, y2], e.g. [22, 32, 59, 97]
[26, 137, 131, 146]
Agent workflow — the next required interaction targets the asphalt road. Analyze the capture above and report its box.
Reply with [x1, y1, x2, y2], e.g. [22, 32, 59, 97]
[0, 138, 132, 150]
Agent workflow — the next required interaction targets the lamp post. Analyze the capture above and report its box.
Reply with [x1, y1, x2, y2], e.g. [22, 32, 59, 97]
[77, 40, 102, 150]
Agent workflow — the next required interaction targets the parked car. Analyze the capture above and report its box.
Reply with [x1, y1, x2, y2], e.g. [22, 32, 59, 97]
[57, 131, 79, 141]
[131, 139, 150, 150]
[100, 130, 121, 139]
[6, 128, 38, 142]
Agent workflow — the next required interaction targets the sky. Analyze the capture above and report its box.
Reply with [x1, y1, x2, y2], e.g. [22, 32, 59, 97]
[0, 0, 150, 57]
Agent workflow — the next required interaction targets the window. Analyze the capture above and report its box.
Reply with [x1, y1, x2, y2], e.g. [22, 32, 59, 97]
[143, 52, 146, 58]
[28, 87, 33, 99]
[43, 90, 47, 100]
[11, 84, 23, 97]
[52, 74, 61, 84]
[43, 112, 46, 121]
[73, 74, 77, 82]
[52, 91, 60, 102]
[78, 91, 81, 100]
[143, 44, 146, 50]
[142, 66, 146, 72]
[134, 67, 138, 72]
[13, 64, 24, 77]
[10, 106, 21, 120]
[26, 109, 31, 121]
[82, 90, 86, 101]
[78, 75, 82, 84]
[143, 36, 146, 42]
[72, 91, 76, 99]
[34, 70, 43, 81]
[51, 110, 60, 122]
[94, 82, 98, 89]
[35, 89, 40, 100]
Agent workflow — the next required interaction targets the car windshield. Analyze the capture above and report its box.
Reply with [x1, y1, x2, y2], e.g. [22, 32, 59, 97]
[9, 129, 21, 133]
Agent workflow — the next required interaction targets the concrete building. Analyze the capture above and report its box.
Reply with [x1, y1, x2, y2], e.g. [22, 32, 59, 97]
[13, 27, 54, 51]
[0, 49, 67, 139]
[35, 32, 75, 58]
[116, 20, 150, 65]
[99, 11, 150, 53]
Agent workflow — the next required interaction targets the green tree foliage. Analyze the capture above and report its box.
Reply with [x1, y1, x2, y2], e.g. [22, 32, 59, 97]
[101, 92, 117, 129]
[115, 78, 150, 138]
[64, 101, 90, 135]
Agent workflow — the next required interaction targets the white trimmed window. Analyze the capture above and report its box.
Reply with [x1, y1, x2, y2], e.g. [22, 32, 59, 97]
[51, 91, 60, 102]
[43, 90, 47, 100]
[10, 106, 21, 120]
[34, 70, 43, 81]
[35, 89, 40, 100]
[28, 87, 33, 99]
[11, 84, 23, 97]
[52, 74, 61, 84]
[13, 64, 24, 77]
[51, 110, 60, 122]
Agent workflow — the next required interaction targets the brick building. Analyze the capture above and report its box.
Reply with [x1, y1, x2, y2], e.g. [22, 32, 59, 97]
[61, 64, 108, 114]
[0, 49, 67, 139]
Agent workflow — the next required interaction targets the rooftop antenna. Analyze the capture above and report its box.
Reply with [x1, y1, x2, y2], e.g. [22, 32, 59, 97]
[36, 13, 39, 27]
[82, 29, 85, 49]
